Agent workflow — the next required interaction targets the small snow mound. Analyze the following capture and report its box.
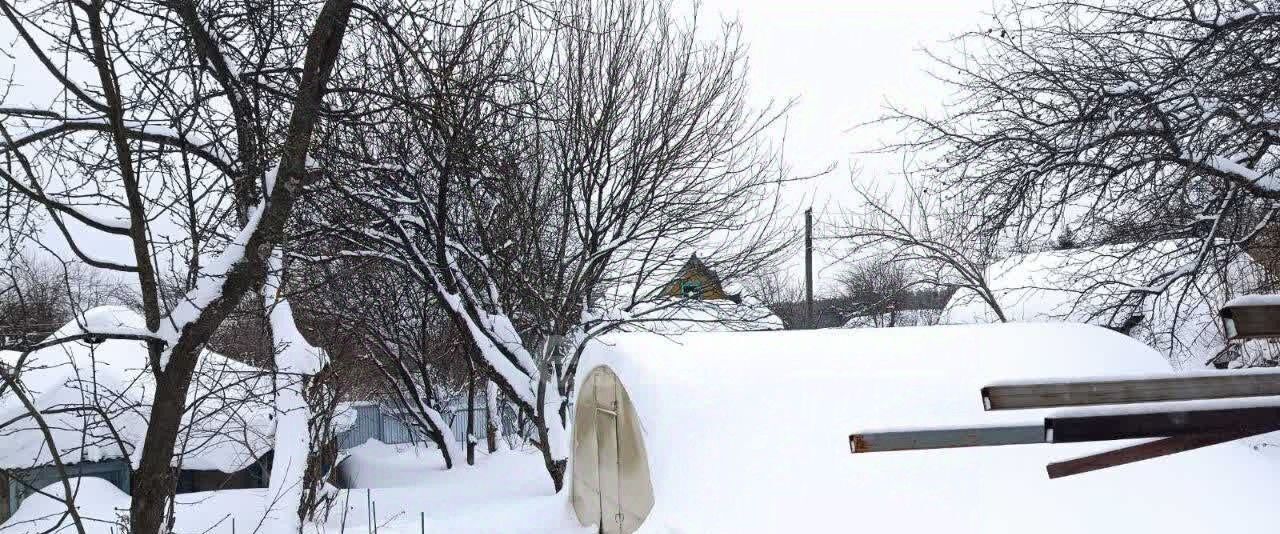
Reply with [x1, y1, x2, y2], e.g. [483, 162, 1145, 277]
[45, 305, 149, 343]
[1, 477, 129, 533]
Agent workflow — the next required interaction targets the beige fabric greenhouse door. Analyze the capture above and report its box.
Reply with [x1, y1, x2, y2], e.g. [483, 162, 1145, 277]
[571, 367, 654, 534]
[595, 376, 623, 534]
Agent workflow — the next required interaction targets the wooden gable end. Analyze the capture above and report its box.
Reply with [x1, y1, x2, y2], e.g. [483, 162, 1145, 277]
[661, 255, 734, 301]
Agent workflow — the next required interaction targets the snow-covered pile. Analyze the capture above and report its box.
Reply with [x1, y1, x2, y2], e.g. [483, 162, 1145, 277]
[942, 241, 1268, 367]
[0, 477, 131, 533]
[0, 306, 273, 472]
[574, 323, 1280, 533]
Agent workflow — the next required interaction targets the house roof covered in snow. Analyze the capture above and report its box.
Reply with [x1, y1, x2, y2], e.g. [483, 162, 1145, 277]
[658, 254, 738, 302]
[942, 241, 1271, 367]
[574, 324, 1280, 533]
[0, 306, 274, 472]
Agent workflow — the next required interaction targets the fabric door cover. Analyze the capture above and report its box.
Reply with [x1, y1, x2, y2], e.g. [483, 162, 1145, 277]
[572, 366, 654, 533]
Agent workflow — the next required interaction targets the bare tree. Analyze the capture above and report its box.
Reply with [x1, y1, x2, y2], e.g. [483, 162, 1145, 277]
[877, 0, 1279, 359]
[833, 259, 949, 328]
[835, 181, 1007, 323]
[0, 0, 356, 528]
[343, 268, 468, 469]
[313, 0, 789, 489]
[0, 257, 129, 347]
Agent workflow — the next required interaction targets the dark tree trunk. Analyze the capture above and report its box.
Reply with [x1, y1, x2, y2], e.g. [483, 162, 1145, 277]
[466, 360, 477, 465]
[485, 383, 498, 453]
[130, 357, 195, 534]
[127, 0, 354, 530]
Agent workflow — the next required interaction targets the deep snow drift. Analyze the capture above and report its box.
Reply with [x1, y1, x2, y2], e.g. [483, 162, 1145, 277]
[2, 443, 586, 533]
[572, 323, 1280, 533]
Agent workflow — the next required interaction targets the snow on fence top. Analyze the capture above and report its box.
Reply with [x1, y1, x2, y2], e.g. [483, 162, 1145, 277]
[0, 306, 274, 472]
[573, 323, 1280, 533]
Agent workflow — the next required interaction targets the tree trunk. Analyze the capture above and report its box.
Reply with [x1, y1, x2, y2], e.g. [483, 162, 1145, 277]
[485, 381, 498, 453]
[131, 354, 196, 534]
[300, 375, 341, 523]
[125, 1, 354, 530]
[535, 377, 566, 490]
[466, 361, 477, 465]
[263, 373, 312, 533]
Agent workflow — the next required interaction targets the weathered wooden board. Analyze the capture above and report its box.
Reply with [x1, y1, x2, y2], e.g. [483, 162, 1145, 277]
[982, 374, 1280, 410]
[1046, 426, 1278, 479]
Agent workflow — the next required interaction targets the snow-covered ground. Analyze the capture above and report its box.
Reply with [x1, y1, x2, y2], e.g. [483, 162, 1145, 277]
[2, 441, 587, 534]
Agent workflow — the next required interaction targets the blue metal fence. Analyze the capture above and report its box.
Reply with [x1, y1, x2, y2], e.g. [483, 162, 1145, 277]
[6, 460, 131, 515]
[338, 403, 494, 449]
[337, 401, 572, 450]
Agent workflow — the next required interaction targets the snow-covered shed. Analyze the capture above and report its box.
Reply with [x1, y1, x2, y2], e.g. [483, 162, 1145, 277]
[570, 323, 1280, 533]
[0, 307, 276, 516]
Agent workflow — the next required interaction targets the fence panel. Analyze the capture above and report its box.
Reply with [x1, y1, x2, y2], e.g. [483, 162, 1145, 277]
[337, 401, 574, 450]
[380, 412, 420, 444]
[338, 404, 384, 449]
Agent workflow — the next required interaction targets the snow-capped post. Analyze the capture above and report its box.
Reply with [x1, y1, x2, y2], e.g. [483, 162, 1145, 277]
[262, 251, 330, 533]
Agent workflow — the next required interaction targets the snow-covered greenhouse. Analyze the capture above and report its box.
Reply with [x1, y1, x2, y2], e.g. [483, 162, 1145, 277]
[569, 323, 1280, 533]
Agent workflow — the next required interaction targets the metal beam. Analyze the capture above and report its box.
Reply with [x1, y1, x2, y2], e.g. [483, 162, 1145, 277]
[850, 425, 1045, 453]
[1045, 427, 1277, 479]
[981, 373, 1280, 411]
[1046, 406, 1280, 443]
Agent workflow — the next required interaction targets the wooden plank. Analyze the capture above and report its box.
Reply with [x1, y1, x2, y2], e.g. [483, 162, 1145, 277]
[1221, 304, 1280, 340]
[981, 373, 1280, 411]
[850, 425, 1045, 453]
[1045, 406, 1280, 443]
[1046, 427, 1276, 479]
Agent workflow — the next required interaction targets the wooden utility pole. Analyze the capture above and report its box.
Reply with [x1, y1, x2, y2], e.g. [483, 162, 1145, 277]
[805, 208, 814, 328]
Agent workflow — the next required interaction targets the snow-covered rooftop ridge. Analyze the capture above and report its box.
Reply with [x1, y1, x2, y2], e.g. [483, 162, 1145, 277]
[942, 240, 1268, 367]
[574, 324, 1280, 533]
[0, 306, 273, 472]
[1224, 292, 1280, 308]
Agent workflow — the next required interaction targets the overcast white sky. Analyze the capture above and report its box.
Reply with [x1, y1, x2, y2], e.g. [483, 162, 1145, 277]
[3, 0, 1000, 296]
[697, 0, 997, 293]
